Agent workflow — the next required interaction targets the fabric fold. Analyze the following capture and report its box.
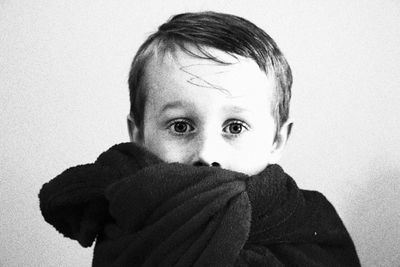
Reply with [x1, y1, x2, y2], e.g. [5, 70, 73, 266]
[39, 142, 360, 266]
[102, 163, 251, 266]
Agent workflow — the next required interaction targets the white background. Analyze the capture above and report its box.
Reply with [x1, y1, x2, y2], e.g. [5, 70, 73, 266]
[1, 1, 399, 266]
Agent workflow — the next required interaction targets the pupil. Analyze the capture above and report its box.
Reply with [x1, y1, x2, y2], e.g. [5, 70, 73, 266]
[230, 124, 241, 134]
[174, 122, 187, 132]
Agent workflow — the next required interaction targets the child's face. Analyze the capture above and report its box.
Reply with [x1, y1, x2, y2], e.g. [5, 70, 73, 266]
[130, 46, 289, 175]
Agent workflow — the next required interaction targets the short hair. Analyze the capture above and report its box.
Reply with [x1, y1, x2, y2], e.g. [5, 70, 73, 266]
[128, 11, 292, 140]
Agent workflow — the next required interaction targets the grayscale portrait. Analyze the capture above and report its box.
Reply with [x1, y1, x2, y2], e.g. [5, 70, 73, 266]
[1, 1, 399, 266]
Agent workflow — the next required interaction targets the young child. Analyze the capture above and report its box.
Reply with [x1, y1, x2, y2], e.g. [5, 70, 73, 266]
[40, 11, 361, 266]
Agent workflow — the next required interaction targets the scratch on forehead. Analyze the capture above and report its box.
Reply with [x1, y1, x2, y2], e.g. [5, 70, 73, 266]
[179, 63, 232, 95]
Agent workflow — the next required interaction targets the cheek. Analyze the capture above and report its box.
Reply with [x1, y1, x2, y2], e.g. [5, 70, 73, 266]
[160, 142, 191, 163]
[235, 121, 275, 154]
[226, 125, 276, 174]
[248, 125, 276, 159]
[143, 129, 191, 163]
[236, 139, 272, 169]
[226, 151, 270, 176]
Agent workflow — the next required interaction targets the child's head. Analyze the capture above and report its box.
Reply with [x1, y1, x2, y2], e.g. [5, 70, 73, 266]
[127, 11, 293, 175]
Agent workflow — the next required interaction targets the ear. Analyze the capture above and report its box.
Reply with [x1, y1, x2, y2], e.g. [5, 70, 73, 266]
[127, 114, 142, 144]
[269, 119, 294, 164]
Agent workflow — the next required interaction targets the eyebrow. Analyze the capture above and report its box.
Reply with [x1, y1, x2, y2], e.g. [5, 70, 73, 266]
[160, 101, 194, 113]
[222, 105, 249, 114]
[160, 101, 249, 114]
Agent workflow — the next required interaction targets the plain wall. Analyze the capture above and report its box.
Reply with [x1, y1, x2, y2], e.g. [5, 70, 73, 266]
[1, 1, 399, 266]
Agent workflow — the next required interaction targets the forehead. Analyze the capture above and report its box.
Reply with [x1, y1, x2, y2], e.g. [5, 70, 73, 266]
[143, 45, 275, 113]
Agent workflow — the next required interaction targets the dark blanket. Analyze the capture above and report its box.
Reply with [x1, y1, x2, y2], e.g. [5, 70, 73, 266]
[39, 143, 360, 266]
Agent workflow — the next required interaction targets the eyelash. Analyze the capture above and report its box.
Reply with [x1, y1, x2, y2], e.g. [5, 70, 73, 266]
[167, 119, 249, 136]
[167, 119, 195, 135]
[223, 120, 249, 136]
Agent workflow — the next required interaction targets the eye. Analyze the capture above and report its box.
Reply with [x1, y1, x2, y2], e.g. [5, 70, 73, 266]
[223, 120, 249, 135]
[167, 119, 195, 135]
[228, 123, 242, 134]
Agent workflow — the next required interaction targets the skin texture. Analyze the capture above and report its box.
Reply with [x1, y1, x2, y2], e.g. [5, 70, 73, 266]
[129, 46, 291, 175]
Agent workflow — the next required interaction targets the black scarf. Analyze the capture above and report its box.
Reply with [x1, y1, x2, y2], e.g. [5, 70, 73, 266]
[39, 143, 360, 266]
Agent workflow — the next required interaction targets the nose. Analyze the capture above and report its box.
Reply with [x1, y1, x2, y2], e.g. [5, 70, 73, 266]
[193, 161, 221, 167]
[192, 133, 223, 168]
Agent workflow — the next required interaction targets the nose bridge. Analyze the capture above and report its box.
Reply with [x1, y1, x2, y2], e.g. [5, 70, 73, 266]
[196, 126, 223, 166]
